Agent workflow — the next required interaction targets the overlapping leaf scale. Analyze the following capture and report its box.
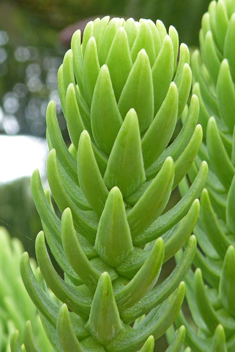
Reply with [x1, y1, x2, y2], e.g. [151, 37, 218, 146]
[177, 1, 235, 350]
[18, 17, 207, 352]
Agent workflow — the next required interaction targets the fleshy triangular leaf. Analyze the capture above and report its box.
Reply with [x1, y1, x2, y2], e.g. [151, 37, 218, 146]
[118, 49, 154, 133]
[106, 27, 132, 101]
[128, 157, 174, 238]
[86, 272, 123, 344]
[142, 82, 178, 168]
[95, 187, 133, 267]
[57, 305, 84, 352]
[104, 108, 146, 198]
[219, 246, 235, 318]
[24, 321, 41, 352]
[61, 208, 100, 291]
[210, 325, 227, 352]
[91, 65, 122, 155]
[77, 130, 109, 215]
[115, 238, 164, 310]
[138, 336, 154, 352]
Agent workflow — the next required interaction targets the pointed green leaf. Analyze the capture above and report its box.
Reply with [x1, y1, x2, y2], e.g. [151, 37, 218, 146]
[10, 331, 22, 352]
[128, 157, 174, 238]
[156, 20, 168, 42]
[131, 20, 155, 66]
[123, 18, 139, 49]
[224, 13, 235, 81]
[46, 149, 82, 216]
[106, 27, 132, 101]
[146, 94, 199, 179]
[142, 82, 178, 168]
[165, 326, 186, 352]
[57, 65, 66, 114]
[91, 65, 122, 155]
[93, 16, 110, 49]
[224, 0, 235, 18]
[175, 310, 210, 352]
[71, 30, 83, 89]
[194, 268, 220, 334]
[207, 1, 217, 41]
[207, 117, 235, 189]
[191, 50, 219, 117]
[174, 44, 190, 85]
[57, 305, 84, 352]
[216, 59, 235, 132]
[31, 169, 62, 241]
[200, 31, 220, 85]
[215, 0, 228, 52]
[164, 199, 199, 262]
[219, 246, 235, 318]
[173, 124, 202, 189]
[20, 253, 62, 327]
[201, 12, 210, 37]
[82, 20, 93, 56]
[46, 150, 97, 242]
[106, 282, 185, 352]
[211, 325, 227, 352]
[115, 238, 164, 310]
[175, 63, 192, 117]
[62, 49, 75, 90]
[48, 151, 90, 211]
[138, 336, 154, 352]
[118, 49, 154, 133]
[193, 249, 220, 289]
[46, 100, 77, 182]
[227, 175, 235, 234]
[169, 26, 179, 70]
[82, 37, 100, 105]
[73, 84, 92, 134]
[98, 18, 125, 65]
[32, 179, 95, 278]
[65, 83, 85, 149]
[24, 321, 41, 352]
[57, 50, 75, 113]
[192, 83, 210, 135]
[35, 232, 91, 319]
[152, 35, 174, 114]
[135, 161, 207, 245]
[95, 187, 133, 267]
[61, 208, 100, 291]
[86, 272, 123, 344]
[201, 188, 231, 257]
[104, 109, 146, 198]
[145, 19, 161, 58]
[121, 236, 196, 323]
[77, 130, 109, 216]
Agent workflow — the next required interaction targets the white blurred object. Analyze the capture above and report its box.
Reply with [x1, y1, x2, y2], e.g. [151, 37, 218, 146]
[0, 135, 48, 183]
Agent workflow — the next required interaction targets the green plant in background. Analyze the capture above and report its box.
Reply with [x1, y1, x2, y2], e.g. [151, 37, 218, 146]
[173, 0, 235, 350]
[9, 17, 208, 351]
[0, 227, 53, 352]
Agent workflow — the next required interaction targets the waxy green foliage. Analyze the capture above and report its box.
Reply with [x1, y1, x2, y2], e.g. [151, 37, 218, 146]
[176, 1, 235, 351]
[10, 17, 207, 351]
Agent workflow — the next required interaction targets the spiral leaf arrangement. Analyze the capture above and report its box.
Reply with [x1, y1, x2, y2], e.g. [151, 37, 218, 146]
[174, 1, 235, 351]
[10, 17, 207, 351]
